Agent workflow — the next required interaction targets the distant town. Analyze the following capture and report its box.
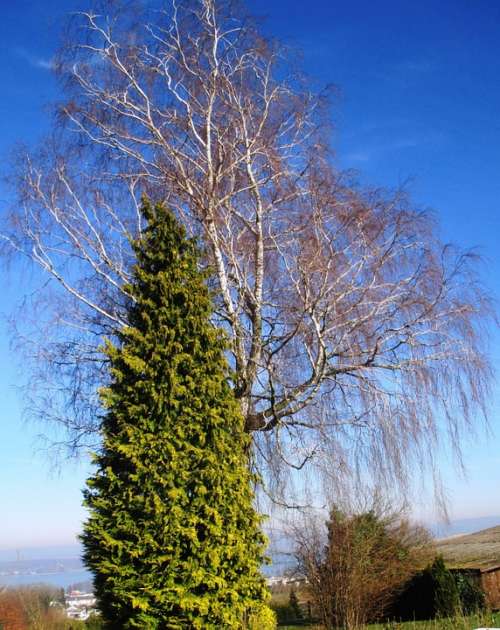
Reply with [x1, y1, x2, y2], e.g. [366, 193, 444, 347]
[53, 590, 98, 621]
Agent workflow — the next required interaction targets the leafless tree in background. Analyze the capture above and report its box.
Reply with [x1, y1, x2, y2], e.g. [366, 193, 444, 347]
[1, 0, 494, 501]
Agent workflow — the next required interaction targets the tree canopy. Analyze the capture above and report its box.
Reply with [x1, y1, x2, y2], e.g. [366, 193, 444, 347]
[2, 0, 494, 503]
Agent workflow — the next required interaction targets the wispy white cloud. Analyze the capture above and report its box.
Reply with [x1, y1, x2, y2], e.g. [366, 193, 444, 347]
[344, 131, 445, 164]
[32, 57, 55, 71]
[345, 138, 417, 163]
[12, 47, 55, 71]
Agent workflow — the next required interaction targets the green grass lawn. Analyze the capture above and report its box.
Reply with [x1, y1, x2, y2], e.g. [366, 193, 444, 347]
[368, 611, 500, 629]
[280, 610, 500, 629]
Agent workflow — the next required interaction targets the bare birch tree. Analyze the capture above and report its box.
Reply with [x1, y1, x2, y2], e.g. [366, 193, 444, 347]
[2, 0, 494, 498]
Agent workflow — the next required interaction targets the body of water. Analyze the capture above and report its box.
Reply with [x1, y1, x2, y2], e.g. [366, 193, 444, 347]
[0, 568, 92, 589]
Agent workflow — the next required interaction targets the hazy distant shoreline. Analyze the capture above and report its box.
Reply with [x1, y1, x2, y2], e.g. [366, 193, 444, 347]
[0, 568, 92, 589]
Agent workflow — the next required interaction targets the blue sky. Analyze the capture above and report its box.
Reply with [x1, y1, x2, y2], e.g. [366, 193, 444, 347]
[1, 0, 500, 550]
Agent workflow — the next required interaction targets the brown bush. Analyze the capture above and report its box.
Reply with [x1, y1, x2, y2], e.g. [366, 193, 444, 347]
[0, 590, 28, 630]
[0, 586, 67, 630]
[294, 503, 433, 629]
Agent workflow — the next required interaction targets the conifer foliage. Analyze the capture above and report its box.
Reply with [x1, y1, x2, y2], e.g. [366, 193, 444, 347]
[81, 200, 267, 629]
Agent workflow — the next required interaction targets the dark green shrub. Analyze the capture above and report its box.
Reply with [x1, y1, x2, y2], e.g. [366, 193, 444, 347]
[429, 556, 460, 617]
[387, 568, 435, 621]
[454, 571, 485, 614]
[271, 602, 294, 625]
[84, 614, 105, 629]
[289, 588, 303, 621]
[270, 589, 306, 626]
[388, 556, 485, 621]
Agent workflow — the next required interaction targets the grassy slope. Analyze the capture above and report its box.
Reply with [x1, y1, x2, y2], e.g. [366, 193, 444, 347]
[436, 524, 500, 568]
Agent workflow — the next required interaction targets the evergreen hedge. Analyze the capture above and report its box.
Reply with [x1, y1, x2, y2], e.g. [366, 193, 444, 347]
[389, 555, 486, 621]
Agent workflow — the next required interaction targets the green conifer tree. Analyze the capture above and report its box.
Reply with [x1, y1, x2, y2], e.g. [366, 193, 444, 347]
[288, 588, 302, 621]
[81, 200, 268, 629]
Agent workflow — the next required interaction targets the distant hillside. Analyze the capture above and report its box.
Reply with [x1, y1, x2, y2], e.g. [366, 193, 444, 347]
[431, 515, 500, 539]
[436, 524, 500, 568]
